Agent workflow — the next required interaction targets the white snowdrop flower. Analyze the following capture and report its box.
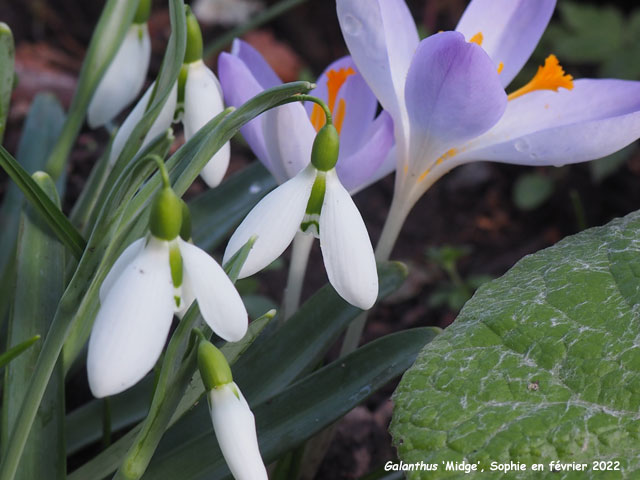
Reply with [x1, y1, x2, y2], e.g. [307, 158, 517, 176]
[178, 7, 231, 187]
[88, 169, 248, 398]
[224, 123, 378, 310]
[87, 0, 152, 129]
[198, 341, 268, 480]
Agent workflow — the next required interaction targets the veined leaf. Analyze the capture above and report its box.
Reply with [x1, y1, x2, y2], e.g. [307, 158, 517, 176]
[391, 210, 640, 479]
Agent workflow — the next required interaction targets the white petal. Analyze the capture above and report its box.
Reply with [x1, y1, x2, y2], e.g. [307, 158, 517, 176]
[209, 383, 268, 480]
[262, 104, 316, 181]
[99, 237, 146, 302]
[183, 61, 230, 187]
[109, 82, 178, 166]
[175, 271, 195, 319]
[87, 237, 175, 398]
[88, 24, 151, 128]
[179, 239, 248, 342]
[223, 165, 315, 277]
[319, 170, 378, 309]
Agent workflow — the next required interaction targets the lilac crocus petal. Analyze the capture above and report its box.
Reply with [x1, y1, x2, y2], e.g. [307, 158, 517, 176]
[337, 111, 394, 191]
[262, 104, 316, 181]
[404, 32, 506, 173]
[218, 52, 274, 175]
[231, 39, 281, 90]
[336, 0, 419, 124]
[456, 0, 556, 87]
[456, 79, 640, 167]
[223, 165, 316, 278]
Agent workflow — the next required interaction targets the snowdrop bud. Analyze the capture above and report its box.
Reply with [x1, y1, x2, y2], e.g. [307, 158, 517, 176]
[198, 340, 233, 390]
[179, 199, 192, 241]
[184, 6, 204, 64]
[311, 123, 340, 172]
[134, 0, 151, 23]
[149, 187, 183, 240]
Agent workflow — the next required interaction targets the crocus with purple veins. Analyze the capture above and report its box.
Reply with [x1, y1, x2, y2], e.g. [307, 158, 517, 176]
[337, 0, 640, 258]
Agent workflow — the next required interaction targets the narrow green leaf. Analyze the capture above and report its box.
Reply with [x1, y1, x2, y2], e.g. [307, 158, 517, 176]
[391, 209, 640, 478]
[45, 0, 141, 179]
[69, 312, 272, 480]
[0, 22, 14, 144]
[2, 171, 65, 480]
[0, 94, 65, 320]
[0, 145, 86, 258]
[144, 328, 440, 479]
[0, 336, 39, 370]
[223, 236, 256, 282]
[189, 162, 276, 251]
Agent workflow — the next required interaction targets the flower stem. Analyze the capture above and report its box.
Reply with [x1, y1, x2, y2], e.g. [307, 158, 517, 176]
[281, 232, 314, 324]
[274, 94, 332, 125]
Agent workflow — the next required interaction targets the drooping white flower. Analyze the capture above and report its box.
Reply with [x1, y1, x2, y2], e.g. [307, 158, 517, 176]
[181, 59, 230, 187]
[224, 125, 378, 310]
[88, 180, 247, 398]
[87, 1, 152, 128]
[198, 340, 267, 480]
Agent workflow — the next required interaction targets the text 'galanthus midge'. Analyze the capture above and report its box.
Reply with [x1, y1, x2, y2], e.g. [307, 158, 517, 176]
[87, 158, 247, 398]
[224, 110, 379, 310]
[197, 339, 268, 480]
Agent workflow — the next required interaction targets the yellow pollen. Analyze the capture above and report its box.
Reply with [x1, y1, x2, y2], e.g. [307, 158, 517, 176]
[497, 62, 504, 74]
[507, 54, 573, 101]
[310, 67, 355, 133]
[418, 169, 431, 182]
[436, 148, 457, 165]
[469, 32, 483, 46]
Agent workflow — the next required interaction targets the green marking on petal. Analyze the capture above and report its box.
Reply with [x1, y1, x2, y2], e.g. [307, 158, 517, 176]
[301, 171, 326, 236]
[169, 241, 183, 288]
[133, 0, 151, 24]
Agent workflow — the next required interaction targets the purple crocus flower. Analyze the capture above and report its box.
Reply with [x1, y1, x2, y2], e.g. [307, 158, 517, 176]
[218, 39, 395, 191]
[337, 0, 640, 257]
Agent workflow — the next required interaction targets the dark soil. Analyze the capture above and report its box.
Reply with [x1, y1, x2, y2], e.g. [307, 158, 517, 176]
[2, 0, 640, 478]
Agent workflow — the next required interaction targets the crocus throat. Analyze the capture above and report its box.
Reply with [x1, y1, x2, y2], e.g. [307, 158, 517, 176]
[310, 67, 355, 134]
[507, 54, 574, 101]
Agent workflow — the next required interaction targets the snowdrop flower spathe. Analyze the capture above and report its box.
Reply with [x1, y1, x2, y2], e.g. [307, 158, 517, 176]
[197, 340, 267, 480]
[224, 121, 378, 310]
[218, 39, 394, 191]
[337, 0, 640, 257]
[87, 0, 152, 129]
[88, 162, 247, 398]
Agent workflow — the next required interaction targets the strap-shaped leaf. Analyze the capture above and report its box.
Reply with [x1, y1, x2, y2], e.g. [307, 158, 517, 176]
[0, 22, 14, 144]
[2, 172, 65, 480]
[391, 210, 640, 478]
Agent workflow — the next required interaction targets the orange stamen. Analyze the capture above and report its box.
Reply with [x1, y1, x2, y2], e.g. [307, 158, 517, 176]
[497, 62, 504, 74]
[507, 54, 573, 101]
[310, 67, 355, 133]
[469, 32, 483, 46]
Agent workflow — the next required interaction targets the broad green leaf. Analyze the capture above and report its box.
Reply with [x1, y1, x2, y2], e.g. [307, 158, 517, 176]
[0, 22, 14, 144]
[143, 328, 439, 479]
[391, 210, 640, 478]
[512, 172, 554, 211]
[68, 314, 271, 480]
[0, 94, 64, 320]
[45, 0, 142, 179]
[189, 162, 276, 251]
[2, 172, 65, 480]
[0, 145, 86, 258]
